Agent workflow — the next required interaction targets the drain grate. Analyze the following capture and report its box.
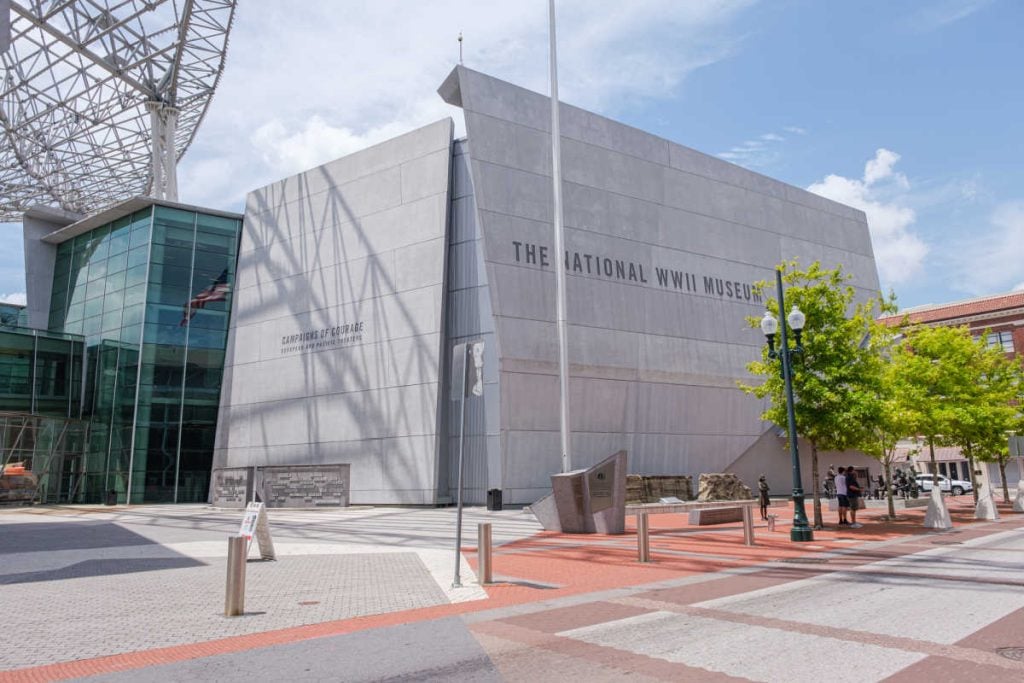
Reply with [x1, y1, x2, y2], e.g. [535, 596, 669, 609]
[931, 540, 963, 545]
[996, 647, 1024, 662]
[776, 558, 829, 564]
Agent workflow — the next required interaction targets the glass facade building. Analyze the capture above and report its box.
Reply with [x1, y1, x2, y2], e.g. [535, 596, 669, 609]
[42, 203, 242, 503]
[0, 326, 89, 503]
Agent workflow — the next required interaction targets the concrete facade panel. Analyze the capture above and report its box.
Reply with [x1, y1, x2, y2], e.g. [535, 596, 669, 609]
[448, 66, 880, 503]
[215, 67, 880, 507]
[217, 119, 453, 504]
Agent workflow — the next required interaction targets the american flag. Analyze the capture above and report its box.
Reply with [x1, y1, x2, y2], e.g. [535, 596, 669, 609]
[181, 269, 230, 326]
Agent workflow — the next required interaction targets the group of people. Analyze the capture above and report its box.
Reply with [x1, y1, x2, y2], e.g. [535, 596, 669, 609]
[758, 466, 873, 528]
[828, 465, 863, 528]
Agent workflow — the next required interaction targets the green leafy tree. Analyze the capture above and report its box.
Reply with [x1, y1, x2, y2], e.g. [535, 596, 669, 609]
[948, 346, 1023, 503]
[888, 325, 984, 488]
[858, 321, 913, 519]
[741, 261, 892, 529]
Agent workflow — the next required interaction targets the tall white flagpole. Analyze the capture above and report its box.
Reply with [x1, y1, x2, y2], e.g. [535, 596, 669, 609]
[549, 0, 572, 473]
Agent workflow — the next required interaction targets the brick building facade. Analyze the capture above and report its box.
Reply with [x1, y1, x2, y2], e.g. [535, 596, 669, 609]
[880, 291, 1024, 491]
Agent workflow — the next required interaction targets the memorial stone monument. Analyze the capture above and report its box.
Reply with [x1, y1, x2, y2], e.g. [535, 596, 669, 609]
[531, 451, 627, 534]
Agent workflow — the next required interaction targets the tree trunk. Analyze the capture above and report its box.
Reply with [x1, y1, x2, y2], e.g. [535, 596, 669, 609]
[966, 449, 979, 504]
[810, 442, 823, 529]
[928, 437, 936, 477]
[999, 458, 1010, 503]
[885, 457, 896, 518]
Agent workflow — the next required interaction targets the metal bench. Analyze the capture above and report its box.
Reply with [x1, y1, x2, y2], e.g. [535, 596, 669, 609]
[626, 499, 760, 562]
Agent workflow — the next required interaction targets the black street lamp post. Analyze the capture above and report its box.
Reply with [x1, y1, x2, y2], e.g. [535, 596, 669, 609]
[759, 269, 814, 542]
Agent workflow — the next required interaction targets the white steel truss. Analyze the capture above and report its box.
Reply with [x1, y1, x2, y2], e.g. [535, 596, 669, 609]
[0, 0, 237, 220]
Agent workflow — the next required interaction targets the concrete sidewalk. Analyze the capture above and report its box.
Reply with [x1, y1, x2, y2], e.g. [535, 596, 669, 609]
[2, 498, 1023, 682]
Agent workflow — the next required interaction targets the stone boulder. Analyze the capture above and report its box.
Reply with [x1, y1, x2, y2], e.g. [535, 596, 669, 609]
[696, 473, 753, 501]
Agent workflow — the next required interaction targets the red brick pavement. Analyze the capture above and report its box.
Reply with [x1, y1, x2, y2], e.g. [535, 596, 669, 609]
[3, 496, 1020, 682]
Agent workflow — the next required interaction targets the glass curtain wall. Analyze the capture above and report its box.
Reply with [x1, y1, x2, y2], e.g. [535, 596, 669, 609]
[0, 328, 88, 503]
[47, 204, 240, 503]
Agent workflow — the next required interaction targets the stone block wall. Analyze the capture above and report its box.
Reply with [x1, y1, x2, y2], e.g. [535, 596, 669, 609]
[259, 464, 350, 508]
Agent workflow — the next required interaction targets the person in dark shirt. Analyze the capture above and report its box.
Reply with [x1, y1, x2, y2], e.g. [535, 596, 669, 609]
[758, 475, 770, 520]
[846, 466, 863, 528]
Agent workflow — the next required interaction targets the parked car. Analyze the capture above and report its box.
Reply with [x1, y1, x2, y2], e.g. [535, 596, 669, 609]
[915, 474, 972, 496]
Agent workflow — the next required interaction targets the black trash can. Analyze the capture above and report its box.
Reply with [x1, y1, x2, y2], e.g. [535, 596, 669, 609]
[105, 489, 117, 506]
[486, 488, 502, 511]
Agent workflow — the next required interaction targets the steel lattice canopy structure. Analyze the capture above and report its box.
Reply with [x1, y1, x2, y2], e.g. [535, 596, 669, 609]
[0, 0, 238, 222]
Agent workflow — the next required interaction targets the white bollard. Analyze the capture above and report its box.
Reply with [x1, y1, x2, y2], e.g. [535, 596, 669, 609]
[767, 514, 777, 532]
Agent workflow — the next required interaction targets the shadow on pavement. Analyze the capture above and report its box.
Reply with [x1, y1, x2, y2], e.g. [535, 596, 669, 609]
[0, 557, 206, 584]
[0, 521, 160, 553]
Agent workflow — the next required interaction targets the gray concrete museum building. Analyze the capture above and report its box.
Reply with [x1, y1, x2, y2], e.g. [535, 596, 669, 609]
[212, 66, 881, 506]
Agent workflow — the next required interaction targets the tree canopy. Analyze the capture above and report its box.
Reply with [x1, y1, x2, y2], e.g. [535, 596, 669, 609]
[741, 260, 893, 528]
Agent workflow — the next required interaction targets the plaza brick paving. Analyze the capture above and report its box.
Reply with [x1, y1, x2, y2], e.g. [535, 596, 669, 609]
[1, 496, 1023, 682]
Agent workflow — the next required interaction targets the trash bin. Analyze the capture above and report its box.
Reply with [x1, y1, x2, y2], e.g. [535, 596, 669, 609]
[486, 488, 502, 511]
[105, 489, 117, 506]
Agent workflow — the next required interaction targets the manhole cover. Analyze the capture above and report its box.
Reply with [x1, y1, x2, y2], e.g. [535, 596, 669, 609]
[298, 601, 320, 606]
[776, 558, 829, 564]
[996, 647, 1024, 661]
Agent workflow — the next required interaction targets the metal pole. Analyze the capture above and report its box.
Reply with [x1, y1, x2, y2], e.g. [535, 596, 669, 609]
[637, 512, 650, 562]
[742, 504, 755, 546]
[776, 269, 813, 542]
[477, 522, 493, 585]
[549, 0, 572, 474]
[225, 535, 246, 616]
[453, 348, 469, 588]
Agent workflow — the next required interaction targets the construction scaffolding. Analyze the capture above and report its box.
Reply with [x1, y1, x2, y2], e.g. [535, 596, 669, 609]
[0, 412, 90, 504]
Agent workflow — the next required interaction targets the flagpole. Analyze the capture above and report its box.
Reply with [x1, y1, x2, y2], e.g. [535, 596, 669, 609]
[549, 0, 572, 473]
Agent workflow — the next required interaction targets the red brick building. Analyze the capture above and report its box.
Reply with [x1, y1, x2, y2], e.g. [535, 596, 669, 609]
[881, 290, 1024, 356]
[879, 291, 1024, 491]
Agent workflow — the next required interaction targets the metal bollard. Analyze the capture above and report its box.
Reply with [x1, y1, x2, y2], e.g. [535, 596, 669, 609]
[742, 505, 755, 546]
[477, 522, 493, 585]
[637, 512, 651, 563]
[767, 514, 777, 532]
[225, 535, 247, 617]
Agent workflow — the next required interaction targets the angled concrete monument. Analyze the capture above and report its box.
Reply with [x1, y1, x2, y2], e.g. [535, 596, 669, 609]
[530, 451, 627, 534]
[924, 485, 952, 529]
[974, 484, 999, 521]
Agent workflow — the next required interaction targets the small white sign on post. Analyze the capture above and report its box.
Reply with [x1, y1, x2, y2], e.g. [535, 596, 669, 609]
[238, 501, 276, 560]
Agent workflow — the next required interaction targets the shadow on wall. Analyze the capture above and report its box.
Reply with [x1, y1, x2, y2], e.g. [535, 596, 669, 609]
[224, 150, 449, 499]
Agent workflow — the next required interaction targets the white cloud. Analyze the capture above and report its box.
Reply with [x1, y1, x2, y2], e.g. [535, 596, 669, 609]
[718, 127, 797, 168]
[178, 0, 758, 210]
[0, 292, 26, 305]
[952, 201, 1024, 295]
[863, 148, 907, 187]
[783, 126, 806, 135]
[807, 148, 928, 286]
[910, 0, 994, 31]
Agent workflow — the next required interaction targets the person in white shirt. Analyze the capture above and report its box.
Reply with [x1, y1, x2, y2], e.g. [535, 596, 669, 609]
[835, 466, 849, 526]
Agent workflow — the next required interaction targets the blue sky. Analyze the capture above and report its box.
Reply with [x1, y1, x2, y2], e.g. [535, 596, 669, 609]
[3, 0, 1021, 310]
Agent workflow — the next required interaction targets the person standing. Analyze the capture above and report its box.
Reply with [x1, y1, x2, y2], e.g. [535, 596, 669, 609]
[835, 466, 849, 526]
[826, 465, 837, 499]
[846, 465, 863, 528]
[758, 475, 770, 521]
